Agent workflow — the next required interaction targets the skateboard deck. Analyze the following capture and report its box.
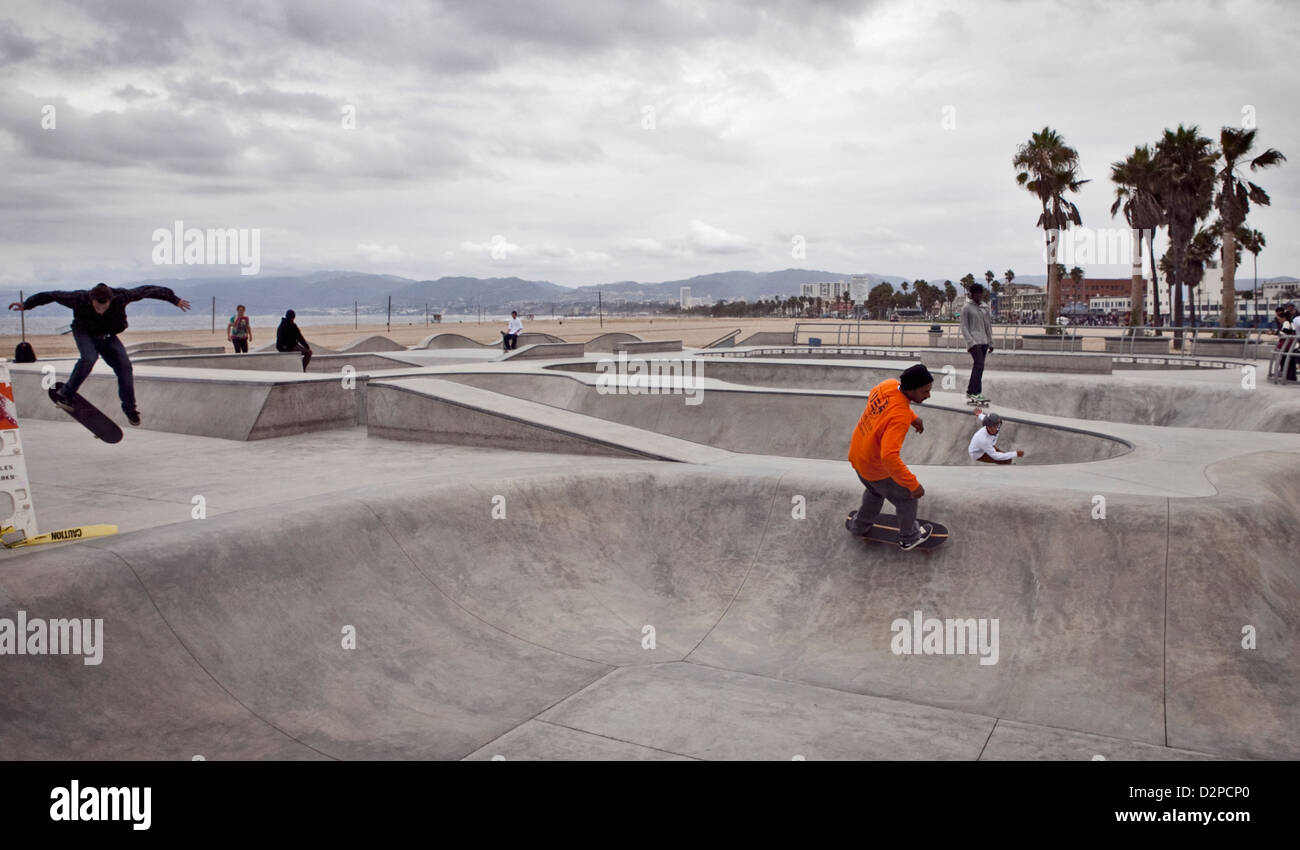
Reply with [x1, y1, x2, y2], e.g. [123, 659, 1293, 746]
[850, 512, 949, 552]
[49, 382, 123, 443]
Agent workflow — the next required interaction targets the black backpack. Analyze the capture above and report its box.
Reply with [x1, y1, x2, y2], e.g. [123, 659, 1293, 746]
[13, 341, 35, 363]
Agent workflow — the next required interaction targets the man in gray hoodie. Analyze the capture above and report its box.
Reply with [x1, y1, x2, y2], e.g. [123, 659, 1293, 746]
[960, 283, 993, 404]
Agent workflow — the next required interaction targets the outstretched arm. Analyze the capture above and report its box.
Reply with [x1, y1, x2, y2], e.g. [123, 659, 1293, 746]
[123, 285, 190, 310]
[10, 291, 80, 311]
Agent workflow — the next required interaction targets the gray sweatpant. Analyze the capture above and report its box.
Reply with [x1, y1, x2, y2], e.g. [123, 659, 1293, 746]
[847, 473, 921, 544]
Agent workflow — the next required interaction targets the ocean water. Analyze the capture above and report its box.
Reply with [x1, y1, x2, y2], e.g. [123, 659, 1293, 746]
[2, 312, 515, 336]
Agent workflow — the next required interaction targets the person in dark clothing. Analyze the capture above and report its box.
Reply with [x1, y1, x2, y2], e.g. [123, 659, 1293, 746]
[9, 282, 191, 425]
[275, 310, 313, 371]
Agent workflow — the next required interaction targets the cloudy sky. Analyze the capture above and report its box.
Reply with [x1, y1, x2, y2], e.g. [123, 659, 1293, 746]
[1, 0, 1296, 289]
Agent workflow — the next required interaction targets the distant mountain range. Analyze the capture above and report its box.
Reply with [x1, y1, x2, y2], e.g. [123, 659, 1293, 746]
[9, 269, 909, 315]
[9, 270, 1292, 316]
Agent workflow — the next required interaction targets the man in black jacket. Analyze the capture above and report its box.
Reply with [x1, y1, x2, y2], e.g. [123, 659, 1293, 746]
[275, 310, 313, 371]
[9, 282, 191, 425]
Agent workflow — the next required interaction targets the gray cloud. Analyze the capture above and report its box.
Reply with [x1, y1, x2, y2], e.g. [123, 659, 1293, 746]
[0, 0, 1296, 288]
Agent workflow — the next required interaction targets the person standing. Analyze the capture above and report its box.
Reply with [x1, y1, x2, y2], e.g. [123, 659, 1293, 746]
[961, 283, 994, 404]
[845, 364, 934, 550]
[227, 304, 252, 353]
[8, 282, 191, 426]
[275, 309, 313, 371]
[502, 310, 523, 351]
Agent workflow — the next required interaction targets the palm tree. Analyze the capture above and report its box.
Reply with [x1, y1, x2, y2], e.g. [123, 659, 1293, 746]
[1014, 127, 1089, 325]
[1110, 144, 1166, 328]
[960, 273, 976, 292]
[1239, 228, 1266, 325]
[1214, 127, 1285, 331]
[1154, 125, 1218, 335]
[1004, 269, 1014, 287]
[944, 280, 956, 315]
[1066, 266, 1084, 315]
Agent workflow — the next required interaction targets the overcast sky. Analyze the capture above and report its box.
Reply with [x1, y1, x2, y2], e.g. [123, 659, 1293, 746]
[1, 0, 1296, 289]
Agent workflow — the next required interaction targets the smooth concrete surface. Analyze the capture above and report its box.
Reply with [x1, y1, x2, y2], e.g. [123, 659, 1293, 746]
[502, 342, 585, 360]
[711, 345, 1116, 373]
[10, 363, 363, 440]
[1, 345, 1297, 761]
[134, 351, 423, 372]
[430, 370, 1132, 465]
[2, 450, 1295, 759]
[612, 340, 683, 354]
[583, 332, 643, 352]
[126, 342, 226, 355]
[336, 334, 405, 353]
[558, 355, 1297, 432]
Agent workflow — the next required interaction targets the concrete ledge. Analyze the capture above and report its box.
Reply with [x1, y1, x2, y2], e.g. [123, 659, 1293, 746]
[125, 342, 226, 355]
[10, 367, 362, 440]
[1021, 334, 1085, 352]
[366, 377, 724, 462]
[919, 349, 1112, 374]
[737, 331, 795, 346]
[502, 342, 585, 360]
[134, 351, 415, 373]
[1104, 336, 1171, 355]
[584, 332, 643, 352]
[612, 340, 683, 354]
[337, 334, 405, 353]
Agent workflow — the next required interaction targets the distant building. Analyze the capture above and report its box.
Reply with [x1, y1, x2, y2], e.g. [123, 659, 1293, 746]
[800, 280, 851, 301]
[1058, 275, 1135, 304]
[1090, 296, 1130, 312]
[679, 286, 691, 309]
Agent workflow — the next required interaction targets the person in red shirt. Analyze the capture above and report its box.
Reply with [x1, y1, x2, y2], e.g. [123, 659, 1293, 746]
[845, 363, 934, 549]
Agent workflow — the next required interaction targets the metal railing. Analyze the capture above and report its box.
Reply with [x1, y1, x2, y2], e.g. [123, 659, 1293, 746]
[703, 328, 742, 349]
[789, 320, 1274, 359]
[1267, 337, 1298, 385]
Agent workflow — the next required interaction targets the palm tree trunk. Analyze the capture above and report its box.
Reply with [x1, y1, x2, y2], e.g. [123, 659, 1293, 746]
[1147, 228, 1162, 333]
[1045, 227, 1059, 326]
[1129, 228, 1143, 327]
[1221, 226, 1237, 332]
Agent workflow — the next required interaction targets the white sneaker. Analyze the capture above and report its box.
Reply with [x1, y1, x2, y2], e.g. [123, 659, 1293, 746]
[899, 523, 933, 551]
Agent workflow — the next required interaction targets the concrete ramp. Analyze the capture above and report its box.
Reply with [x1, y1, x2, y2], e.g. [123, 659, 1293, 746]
[584, 332, 642, 352]
[2, 459, 1295, 759]
[10, 366, 362, 440]
[337, 334, 406, 353]
[435, 371, 1132, 465]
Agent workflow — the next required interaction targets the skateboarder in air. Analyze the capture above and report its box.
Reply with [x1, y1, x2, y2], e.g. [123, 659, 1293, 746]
[845, 363, 934, 550]
[967, 408, 1023, 464]
[961, 282, 993, 404]
[276, 310, 313, 371]
[9, 282, 191, 425]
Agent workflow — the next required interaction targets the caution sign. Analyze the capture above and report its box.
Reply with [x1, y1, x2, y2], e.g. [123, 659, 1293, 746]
[0, 361, 37, 541]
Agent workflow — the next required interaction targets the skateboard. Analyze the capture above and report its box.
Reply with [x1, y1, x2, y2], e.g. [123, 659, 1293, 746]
[849, 511, 949, 553]
[965, 396, 991, 406]
[49, 382, 123, 443]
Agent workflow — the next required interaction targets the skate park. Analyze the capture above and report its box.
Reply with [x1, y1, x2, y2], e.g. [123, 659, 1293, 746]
[1, 332, 1297, 761]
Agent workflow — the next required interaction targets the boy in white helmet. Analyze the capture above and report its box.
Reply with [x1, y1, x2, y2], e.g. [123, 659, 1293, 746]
[967, 408, 1023, 464]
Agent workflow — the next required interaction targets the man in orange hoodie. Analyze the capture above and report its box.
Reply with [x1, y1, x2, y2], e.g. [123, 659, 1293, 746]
[846, 363, 933, 549]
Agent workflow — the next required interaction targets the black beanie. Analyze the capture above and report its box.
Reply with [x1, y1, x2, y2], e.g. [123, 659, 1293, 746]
[899, 364, 933, 391]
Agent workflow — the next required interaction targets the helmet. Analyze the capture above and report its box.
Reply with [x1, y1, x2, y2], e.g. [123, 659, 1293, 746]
[983, 412, 1002, 428]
